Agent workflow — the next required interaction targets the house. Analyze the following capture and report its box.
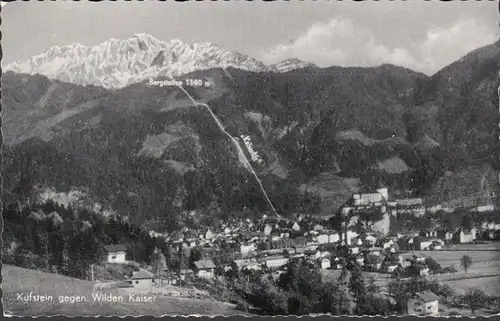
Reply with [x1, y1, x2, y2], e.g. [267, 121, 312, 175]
[263, 256, 289, 269]
[193, 259, 216, 279]
[319, 258, 331, 270]
[407, 290, 440, 316]
[128, 270, 154, 288]
[381, 239, 394, 249]
[397, 198, 423, 207]
[419, 267, 430, 276]
[233, 258, 258, 270]
[203, 229, 214, 240]
[396, 198, 425, 215]
[476, 205, 494, 212]
[352, 188, 388, 206]
[313, 224, 325, 231]
[350, 246, 360, 255]
[104, 244, 127, 264]
[240, 243, 256, 257]
[419, 230, 437, 238]
[329, 233, 341, 243]
[386, 264, 398, 273]
[157, 271, 179, 286]
[316, 234, 329, 244]
[291, 222, 301, 231]
[331, 257, 344, 269]
[293, 246, 308, 256]
[414, 237, 433, 250]
[179, 269, 194, 281]
[345, 231, 359, 245]
[364, 235, 377, 246]
[364, 254, 383, 271]
[271, 235, 282, 242]
[263, 224, 273, 236]
[452, 228, 477, 244]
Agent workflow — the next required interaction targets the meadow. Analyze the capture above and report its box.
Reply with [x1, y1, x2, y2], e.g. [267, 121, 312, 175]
[2, 265, 243, 316]
[322, 249, 500, 296]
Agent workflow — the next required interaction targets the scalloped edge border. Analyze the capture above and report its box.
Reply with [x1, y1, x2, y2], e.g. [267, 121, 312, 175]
[2, 0, 500, 319]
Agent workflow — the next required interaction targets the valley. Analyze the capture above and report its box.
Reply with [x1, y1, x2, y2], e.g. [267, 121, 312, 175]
[2, 32, 500, 317]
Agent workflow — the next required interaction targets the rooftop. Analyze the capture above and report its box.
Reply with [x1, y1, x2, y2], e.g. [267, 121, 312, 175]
[104, 244, 127, 252]
[194, 259, 216, 270]
[129, 270, 154, 280]
[414, 290, 440, 302]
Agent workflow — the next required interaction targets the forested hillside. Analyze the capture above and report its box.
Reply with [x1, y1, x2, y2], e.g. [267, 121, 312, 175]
[2, 40, 500, 231]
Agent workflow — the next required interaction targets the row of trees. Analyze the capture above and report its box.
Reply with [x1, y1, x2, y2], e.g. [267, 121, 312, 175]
[3, 200, 166, 279]
[229, 256, 497, 316]
[390, 208, 484, 235]
[233, 260, 396, 316]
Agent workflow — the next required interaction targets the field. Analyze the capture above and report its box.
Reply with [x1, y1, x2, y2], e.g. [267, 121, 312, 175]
[2, 265, 244, 316]
[322, 249, 500, 296]
[401, 250, 500, 277]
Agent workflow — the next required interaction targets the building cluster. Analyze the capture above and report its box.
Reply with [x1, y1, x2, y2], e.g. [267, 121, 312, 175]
[101, 187, 499, 290]
[341, 187, 426, 217]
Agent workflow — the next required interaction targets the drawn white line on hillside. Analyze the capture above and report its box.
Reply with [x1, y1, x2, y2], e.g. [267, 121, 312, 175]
[152, 75, 280, 217]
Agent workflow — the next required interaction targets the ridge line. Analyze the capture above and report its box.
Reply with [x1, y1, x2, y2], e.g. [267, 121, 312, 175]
[171, 79, 281, 218]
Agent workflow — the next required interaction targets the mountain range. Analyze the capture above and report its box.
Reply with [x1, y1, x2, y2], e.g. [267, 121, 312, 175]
[2, 34, 500, 232]
[5, 33, 316, 90]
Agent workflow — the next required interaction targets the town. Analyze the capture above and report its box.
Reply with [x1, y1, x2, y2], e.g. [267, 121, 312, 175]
[98, 187, 500, 316]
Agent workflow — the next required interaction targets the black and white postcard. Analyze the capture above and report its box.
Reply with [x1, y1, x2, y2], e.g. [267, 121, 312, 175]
[2, 0, 500, 317]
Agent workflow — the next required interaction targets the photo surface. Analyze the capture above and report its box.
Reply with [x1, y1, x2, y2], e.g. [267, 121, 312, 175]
[2, 0, 500, 317]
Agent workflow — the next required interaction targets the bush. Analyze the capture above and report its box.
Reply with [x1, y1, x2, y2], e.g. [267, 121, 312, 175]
[236, 301, 249, 312]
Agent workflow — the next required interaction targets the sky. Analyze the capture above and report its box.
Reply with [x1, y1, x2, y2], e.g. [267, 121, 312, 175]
[1, 0, 499, 75]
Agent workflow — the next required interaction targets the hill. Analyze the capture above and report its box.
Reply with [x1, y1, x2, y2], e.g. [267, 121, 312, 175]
[2, 39, 499, 230]
[2, 264, 242, 316]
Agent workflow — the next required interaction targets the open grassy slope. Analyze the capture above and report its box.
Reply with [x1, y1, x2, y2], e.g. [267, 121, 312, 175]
[2, 265, 243, 316]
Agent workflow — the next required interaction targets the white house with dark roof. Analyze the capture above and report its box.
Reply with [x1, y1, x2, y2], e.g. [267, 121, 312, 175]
[262, 256, 289, 269]
[452, 228, 477, 244]
[407, 290, 440, 316]
[104, 244, 127, 264]
[193, 259, 216, 279]
[127, 269, 154, 288]
[318, 258, 331, 269]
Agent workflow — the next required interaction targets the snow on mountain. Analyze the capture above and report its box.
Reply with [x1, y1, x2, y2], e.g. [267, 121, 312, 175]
[268, 58, 316, 73]
[5, 33, 314, 89]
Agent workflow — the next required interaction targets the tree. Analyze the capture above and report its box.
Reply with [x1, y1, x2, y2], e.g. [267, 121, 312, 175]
[348, 267, 367, 303]
[152, 247, 167, 279]
[59, 242, 70, 275]
[460, 213, 474, 231]
[318, 281, 350, 315]
[277, 261, 323, 315]
[460, 255, 473, 274]
[464, 289, 487, 314]
[425, 257, 442, 275]
[240, 276, 288, 315]
[388, 279, 405, 297]
[355, 293, 392, 316]
[367, 276, 380, 293]
[189, 246, 203, 268]
[338, 268, 349, 285]
[438, 284, 455, 304]
[14, 246, 36, 269]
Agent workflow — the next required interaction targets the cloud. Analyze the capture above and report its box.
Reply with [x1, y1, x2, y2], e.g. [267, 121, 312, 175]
[418, 19, 498, 72]
[260, 17, 498, 75]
